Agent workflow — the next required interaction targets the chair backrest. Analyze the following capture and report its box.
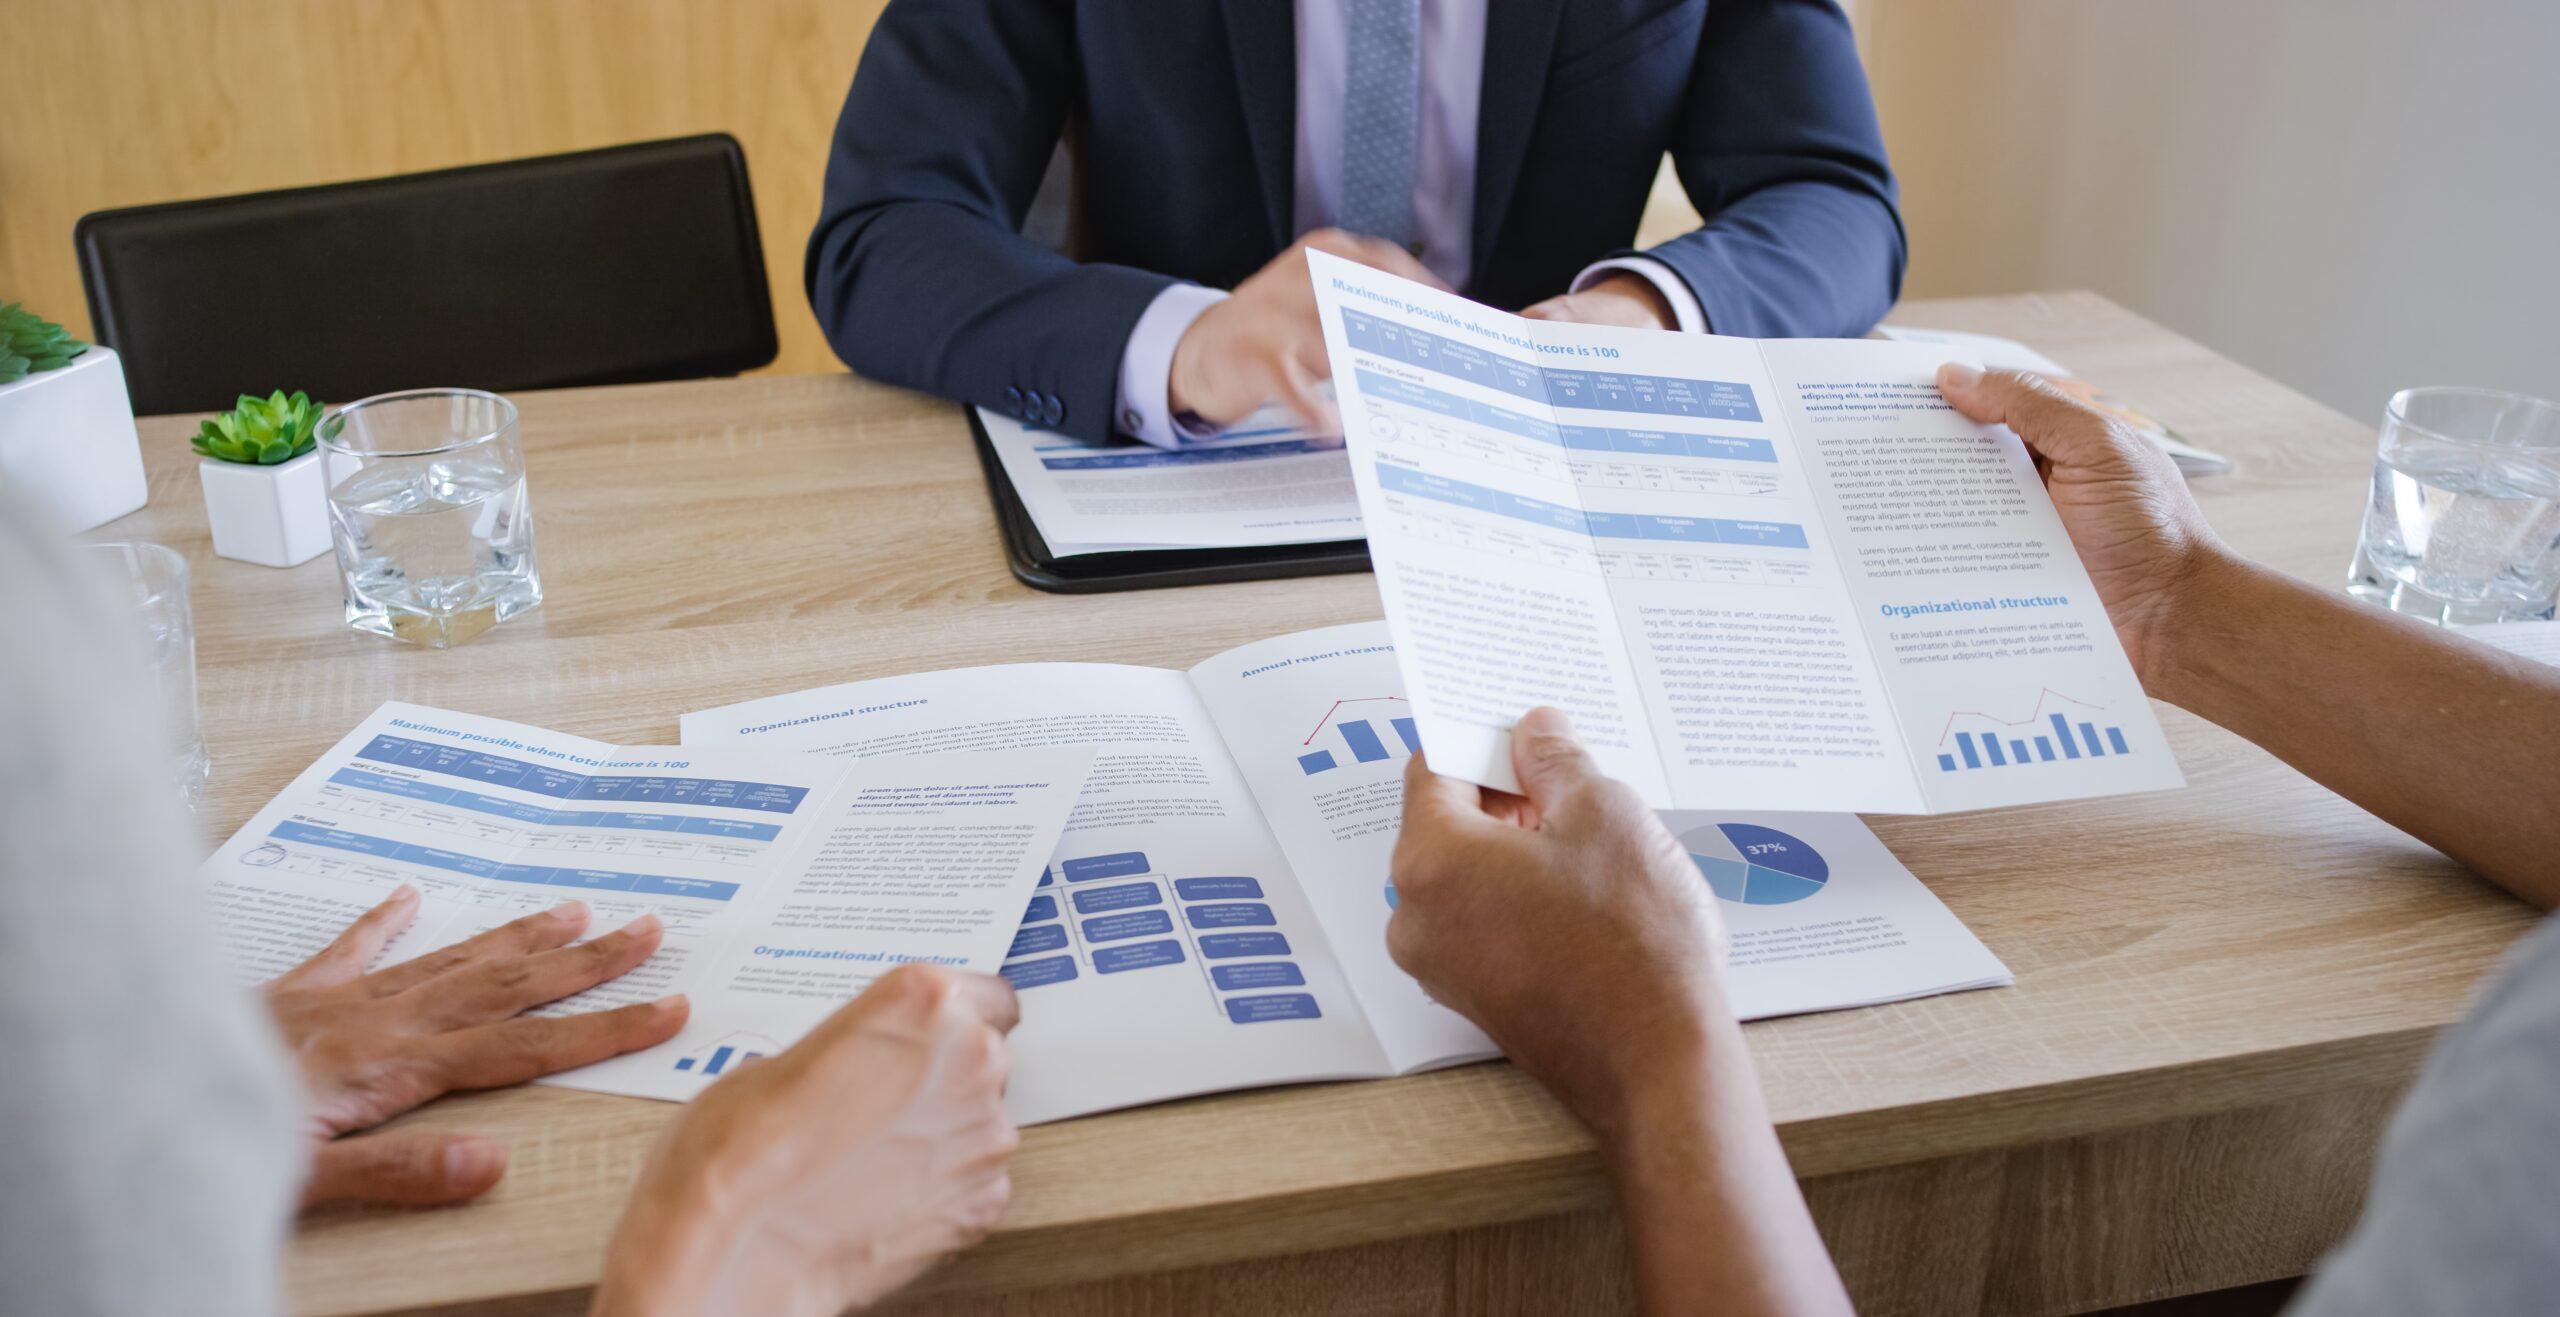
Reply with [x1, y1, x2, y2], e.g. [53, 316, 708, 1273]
[75, 134, 778, 416]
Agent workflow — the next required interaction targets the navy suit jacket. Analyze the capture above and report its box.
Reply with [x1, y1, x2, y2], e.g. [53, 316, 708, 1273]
[809, 0, 1905, 442]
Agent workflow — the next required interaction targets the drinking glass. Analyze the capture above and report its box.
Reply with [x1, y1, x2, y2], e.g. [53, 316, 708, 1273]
[84, 541, 208, 808]
[2347, 387, 2560, 625]
[319, 388, 542, 647]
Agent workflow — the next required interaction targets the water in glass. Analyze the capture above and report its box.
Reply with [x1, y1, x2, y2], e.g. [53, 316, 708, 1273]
[331, 455, 538, 646]
[322, 388, 541, 648]
[2348, 388, 2560, 625]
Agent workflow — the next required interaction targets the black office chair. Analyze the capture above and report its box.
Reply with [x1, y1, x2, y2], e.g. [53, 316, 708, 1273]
[75, 134, 778, 416]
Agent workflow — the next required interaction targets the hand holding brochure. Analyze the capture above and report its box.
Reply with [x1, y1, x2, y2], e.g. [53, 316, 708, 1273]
[1308, 251, 2185, 814]
[200, 704, 1089, 1100]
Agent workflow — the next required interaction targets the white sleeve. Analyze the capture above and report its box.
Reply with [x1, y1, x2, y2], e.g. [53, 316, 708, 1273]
[1113, 283, 1231, 447]
[0, 511, 304, 1317]
[1573, 256, 1709, 334]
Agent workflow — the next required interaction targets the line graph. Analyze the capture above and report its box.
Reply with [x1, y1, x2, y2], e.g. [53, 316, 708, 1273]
[1300, 696, 1410, 745]
[1933, 687, 2107, 746]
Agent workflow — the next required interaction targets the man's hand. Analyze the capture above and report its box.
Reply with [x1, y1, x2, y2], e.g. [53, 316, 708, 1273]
[1521, 272, 1677, 331]
[1387, 708, 1729, 1138]
[1389, 716, 1856, 1316]
[594, 965, 1022, 1317]
[1935, 364, 2230, 680]
[267, 886, 687, 1209]
[1169, 228, 1447, 436]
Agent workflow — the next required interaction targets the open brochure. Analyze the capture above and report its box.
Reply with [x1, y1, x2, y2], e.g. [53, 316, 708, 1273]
[685, 620, 2012, 1125]
[1308, 251, 2187, 815]
[198, 704, 1090, 1100]
[979, 399, 1360, 554]
[1874, 325, 2231, 476]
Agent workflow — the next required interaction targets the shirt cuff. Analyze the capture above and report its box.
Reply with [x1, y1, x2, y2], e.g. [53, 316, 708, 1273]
[1115, 283, 1231, 448]
[1572, 257, 1709, 334]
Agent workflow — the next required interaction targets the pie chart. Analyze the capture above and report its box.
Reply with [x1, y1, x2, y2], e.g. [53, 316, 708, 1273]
[1681, 823, 1829, 905]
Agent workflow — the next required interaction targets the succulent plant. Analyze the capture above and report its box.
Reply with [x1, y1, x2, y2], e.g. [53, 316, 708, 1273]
[0, 303, 88, 384]
[194, 389, 323, 465]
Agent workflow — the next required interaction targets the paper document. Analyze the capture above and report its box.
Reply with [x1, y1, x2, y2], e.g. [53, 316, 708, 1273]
[979, 400, 1363, 553]
[1309, 251, 2185, 815]
[686, 620, 2011, 1124]
[1874, 325, 2231, 476]
[2467, 620, 2560, 665]
[201, 703, 1089, 1100]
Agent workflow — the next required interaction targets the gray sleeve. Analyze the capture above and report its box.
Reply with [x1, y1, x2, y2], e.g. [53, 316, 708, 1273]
[2289, 916, 2560, 1317]
[0, 511, 304, 1317]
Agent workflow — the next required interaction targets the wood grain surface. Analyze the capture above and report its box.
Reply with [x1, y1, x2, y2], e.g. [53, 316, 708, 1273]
[84, 292, 2535, 1315]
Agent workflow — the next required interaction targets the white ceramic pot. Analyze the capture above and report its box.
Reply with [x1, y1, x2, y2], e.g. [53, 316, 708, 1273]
[200, 448, 332, 567]
[0, 345, 148, 533]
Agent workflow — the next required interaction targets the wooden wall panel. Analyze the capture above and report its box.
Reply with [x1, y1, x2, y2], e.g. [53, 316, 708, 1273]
[0, 0, 892, 378]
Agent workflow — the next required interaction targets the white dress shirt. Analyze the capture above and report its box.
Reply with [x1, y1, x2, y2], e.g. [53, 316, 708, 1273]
[1114, 0, 1706, 445]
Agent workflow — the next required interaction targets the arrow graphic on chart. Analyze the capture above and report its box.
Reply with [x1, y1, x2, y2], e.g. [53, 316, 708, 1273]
[1302, 697, 1410, 745]
[1934, 688, 2108, 747]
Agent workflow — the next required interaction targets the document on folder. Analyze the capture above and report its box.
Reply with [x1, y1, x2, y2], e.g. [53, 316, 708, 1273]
[1309, 251, 2186, 815]
[977, 399, 1364, 554]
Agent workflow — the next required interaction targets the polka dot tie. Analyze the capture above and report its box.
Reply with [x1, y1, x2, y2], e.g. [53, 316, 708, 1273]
[1338, 0, 1421, 248]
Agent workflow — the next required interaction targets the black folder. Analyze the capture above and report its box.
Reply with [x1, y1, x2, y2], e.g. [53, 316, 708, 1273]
[968, 408, 1371, 594]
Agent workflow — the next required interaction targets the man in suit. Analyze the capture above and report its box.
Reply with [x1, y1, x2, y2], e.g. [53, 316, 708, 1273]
[808, 0, 1904, 445]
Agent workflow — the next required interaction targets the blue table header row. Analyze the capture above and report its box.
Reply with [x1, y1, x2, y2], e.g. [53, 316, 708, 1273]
[353, 735, 808, 813]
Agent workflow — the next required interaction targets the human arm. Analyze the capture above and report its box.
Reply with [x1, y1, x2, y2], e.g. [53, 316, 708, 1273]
[1936, 365, 2560, 908]
[1602, 0, 1906, 339]
[592, 965, 1020, 1317]
[1388, 721, 1852, 1317]
[805, 0, 1170, 443]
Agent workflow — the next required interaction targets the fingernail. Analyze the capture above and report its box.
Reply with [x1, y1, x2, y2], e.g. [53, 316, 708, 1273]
[551, 900, 589, 919]
[652, 994, 690, 1015]
[1522, 705, 1574, 735]
[391, 883, 418, 902]
[445, 1137, 505, 1187]
[1938, 361, 1982, 389]
[621, 913, 662, 936]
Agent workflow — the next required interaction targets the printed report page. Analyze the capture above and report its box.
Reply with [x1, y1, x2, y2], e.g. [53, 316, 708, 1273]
[1187, 621, 1496, 1071]
[1759, 339, 2186, 811]
[200, 703, 1091, 1103]
[682, 664, 1396, 1123]
[203, 704, 862, 993]
[1189, 622, 2012, 1070]
[1311, 251, 1919, 812]
[979, 400, 1362, 552]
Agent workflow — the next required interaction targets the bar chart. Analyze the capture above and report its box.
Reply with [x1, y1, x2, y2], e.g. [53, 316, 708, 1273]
[1935, 708, 2133, 774]
[673, 1031, 777, 1077]
[1297, 697, 1421, 776]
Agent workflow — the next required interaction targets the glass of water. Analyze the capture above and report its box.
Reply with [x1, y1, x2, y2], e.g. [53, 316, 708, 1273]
[2347, 387, 2560, 625]
[84, 541, 209, 808]
[320, 388, 542, 647]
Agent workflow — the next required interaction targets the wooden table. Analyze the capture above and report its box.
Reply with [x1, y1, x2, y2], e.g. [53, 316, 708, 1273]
[107, 292, 2535, 1316]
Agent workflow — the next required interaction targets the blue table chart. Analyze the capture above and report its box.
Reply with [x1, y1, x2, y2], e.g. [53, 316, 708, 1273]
[1681, 822, 1830, 905]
